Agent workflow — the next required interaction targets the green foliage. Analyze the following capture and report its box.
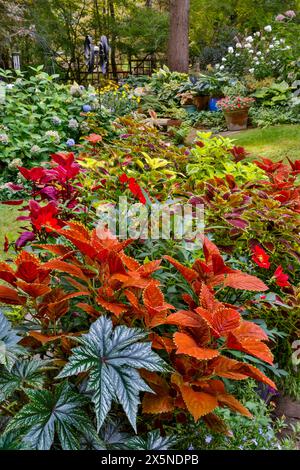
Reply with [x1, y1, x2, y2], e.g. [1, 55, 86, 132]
[6, 381, 96, 450]
[126, 430, 176, 450]
[252, 81, 291, 106]
[0, 310, 24, 371]
[0, 359, 49, 401]
[249, 106, 300, 127]
[186, 132, 266, 184]
[57, 316, 167, 431]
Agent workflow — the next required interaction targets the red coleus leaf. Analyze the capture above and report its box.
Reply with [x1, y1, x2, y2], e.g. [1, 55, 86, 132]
[0, 286, 26, 305]
[251, 245, 271, 269]
[18, 166, 45, 182]
[28, 200, 62, 232]
[84, 133, 102, 144]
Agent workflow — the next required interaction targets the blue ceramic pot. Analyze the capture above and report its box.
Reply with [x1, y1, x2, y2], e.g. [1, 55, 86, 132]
[209, 97, 221, 112]
[182, 104, 197, 114]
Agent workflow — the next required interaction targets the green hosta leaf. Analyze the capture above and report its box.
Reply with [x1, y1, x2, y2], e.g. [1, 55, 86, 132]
[126, 430, 177, 450]
[57, 316, 168, 431]
[6, 381, 97, 450]
[0, 310, 24, 371]
[0, 359, 50, 402]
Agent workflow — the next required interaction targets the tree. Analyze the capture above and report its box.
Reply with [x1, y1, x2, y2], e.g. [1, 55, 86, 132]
[167, 0, 190, 72]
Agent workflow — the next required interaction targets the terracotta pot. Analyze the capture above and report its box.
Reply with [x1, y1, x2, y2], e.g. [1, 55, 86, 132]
[224, 108, 250, 131]
[194, 95, 209, 111]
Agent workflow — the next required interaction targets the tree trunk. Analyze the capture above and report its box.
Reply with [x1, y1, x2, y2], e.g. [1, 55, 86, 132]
[167, 0, 190, 73]
[108, 0, 117, 79]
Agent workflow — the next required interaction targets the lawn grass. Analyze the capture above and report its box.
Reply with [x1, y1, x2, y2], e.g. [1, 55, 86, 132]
[0, 204, 23, 261]
[232, 124, 300, 162]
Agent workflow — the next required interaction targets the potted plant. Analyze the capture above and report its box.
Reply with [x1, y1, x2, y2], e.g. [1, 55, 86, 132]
[217, 96, 255, 130]
[177, 91, 197, 113]
[198, 73, 229, 111]
[178, 78, 210, 111]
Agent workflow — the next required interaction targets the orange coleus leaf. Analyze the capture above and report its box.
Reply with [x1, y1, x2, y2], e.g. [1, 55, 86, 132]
[227, 334, 274, 365]
[174, 332, 219, 360]
[119, 253, 141, 271]
[180, 384, 218, 420]
[165, 310, 206, 328]
[199, 284, 218, 310]
[142, 392, 174, 414]
[212, 356, 276, 389]
[96, 296, 128, 317]
[137, 260, 162, 277]
[29, 331, 65, 344]
[143, 282, 174, 312]
[149, 333, 175, 353]
[76, 302, 100, 317]
[36, 244, 73, 257]
[182, 293, 197, 310]
[0, 286, 26, 305]
[164, 255, 198, 283]
[16, 281, 51, 298]
[223, 272, 268, 291]
[195, 306, 240, 338]
[231, 320, 268, 341]
[141, 372, 174, 414]
[0, 262, 17, 285]
[217, 393, 252, 418]
[40, 259, 88, 281]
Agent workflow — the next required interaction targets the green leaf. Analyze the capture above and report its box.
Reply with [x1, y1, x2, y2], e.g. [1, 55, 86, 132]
[6, 382, 96, 450]
[57, 316, 167, 431]
[0, 310, 24, 371]
[0, 359, 49, 402]
[126, 430, 176, 450]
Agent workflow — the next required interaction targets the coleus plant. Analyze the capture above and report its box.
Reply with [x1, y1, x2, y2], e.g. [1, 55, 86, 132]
[0, 223, 276, 441]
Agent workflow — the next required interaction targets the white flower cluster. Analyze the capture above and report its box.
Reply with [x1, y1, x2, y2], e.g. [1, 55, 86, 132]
[45, 130, 60, 143]
[70, 83, 83, 97]
[216, 22, 290, 76]
[8, 158, 23, 169]
[0, 133, 9, 143]
[31, 145, 41, 153]
[68, 118, 79, 129]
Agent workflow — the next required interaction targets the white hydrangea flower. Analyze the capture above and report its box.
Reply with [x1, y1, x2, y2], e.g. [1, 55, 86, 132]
[0, 133, 9, 143]
[246, 36, 253, 43]
[264, 25, 272, 32]
[52, 116, 62, 126]
[68, 118, 79, 129]
[228, 46, 234, 53]
[45, 130, 60, 143]
[70, 83, 82, 97]
[8, 158, 23, 169]
[31, 145, 41, 154]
